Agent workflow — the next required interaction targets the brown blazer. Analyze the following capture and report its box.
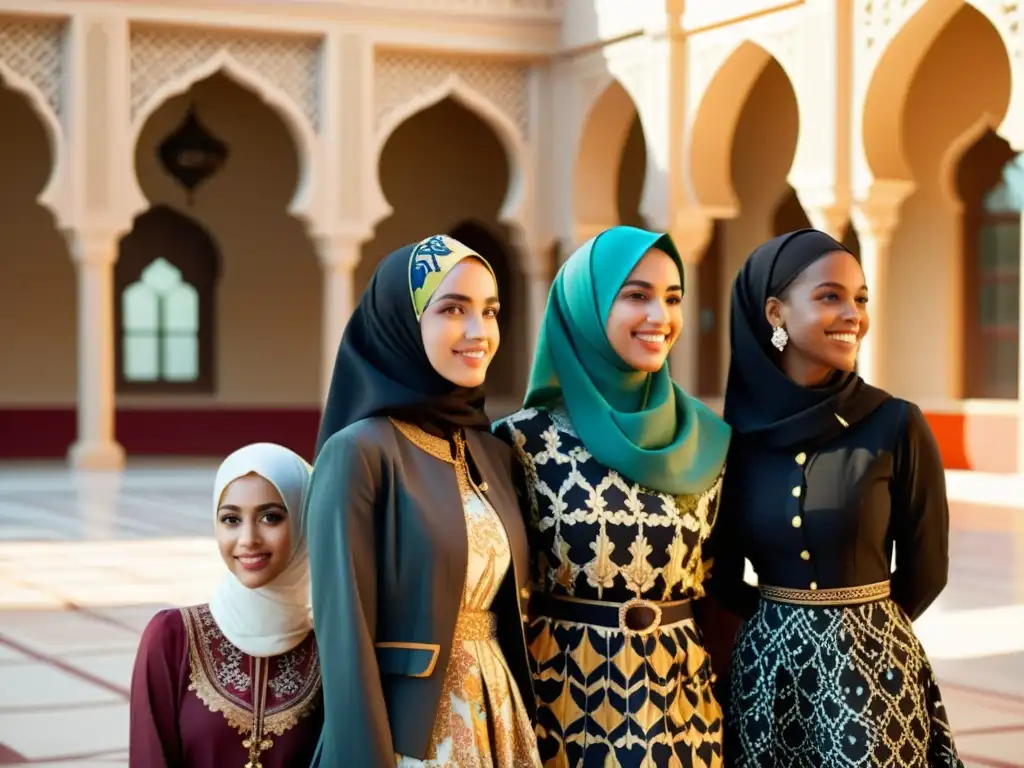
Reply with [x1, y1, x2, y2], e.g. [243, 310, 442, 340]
[305, 416, 534, 768]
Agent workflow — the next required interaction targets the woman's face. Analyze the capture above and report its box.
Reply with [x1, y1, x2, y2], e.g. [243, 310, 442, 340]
[215, 473, 293, 589]
[605, 248, 684, 373]
[765, 250, 869, 385]
[420, 257, 500, 388]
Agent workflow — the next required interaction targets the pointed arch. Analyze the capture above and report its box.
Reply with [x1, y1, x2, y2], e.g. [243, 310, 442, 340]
[573, 77, 643, 230]
[0, 62, 64, 226]
[371, 76, 530, 235]
[687, 40, 797, 216]
[861, 0, 1009, 185]
[130, 52, 318, 220]
[940, 112, 1006, 213]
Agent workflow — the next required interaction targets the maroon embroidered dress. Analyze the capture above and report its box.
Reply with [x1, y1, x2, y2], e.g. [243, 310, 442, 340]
[130, 604, 323, 768]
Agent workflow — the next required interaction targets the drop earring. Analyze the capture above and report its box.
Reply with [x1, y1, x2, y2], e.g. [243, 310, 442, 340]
[771, 325, 789, 352]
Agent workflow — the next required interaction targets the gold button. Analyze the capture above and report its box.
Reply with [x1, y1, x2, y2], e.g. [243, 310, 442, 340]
[810, 581, 818, 590]
[800, 550, 810, 561]
[792, 516, 802, 528]
[519, 587, 530, 599]
[791, 486, 802, 498]
[479, 482, 489, 493]
[795, 452, 807, 465]
[521, 613, 529, 622]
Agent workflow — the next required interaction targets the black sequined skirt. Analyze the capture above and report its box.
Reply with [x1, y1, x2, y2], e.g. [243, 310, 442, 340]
[725, 598, 963, 767]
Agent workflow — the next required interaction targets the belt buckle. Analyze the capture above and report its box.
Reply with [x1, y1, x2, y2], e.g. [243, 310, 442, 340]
[618, 598, 662, 636]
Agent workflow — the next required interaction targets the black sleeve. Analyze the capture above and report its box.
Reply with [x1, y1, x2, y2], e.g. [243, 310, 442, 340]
[890, 403, 950, 620]
[703, 467, 760, 620]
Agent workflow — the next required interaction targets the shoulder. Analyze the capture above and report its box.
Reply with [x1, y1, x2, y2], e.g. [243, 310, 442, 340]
[889, 398, 941, 453]
[137, 606, 189, 659]
[315, 417, 397, 466]
[143, 606, 187, 637]
[493, 407, 556, 443]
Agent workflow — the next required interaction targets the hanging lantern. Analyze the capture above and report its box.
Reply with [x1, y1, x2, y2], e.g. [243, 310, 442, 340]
[157, 104, 228, 205]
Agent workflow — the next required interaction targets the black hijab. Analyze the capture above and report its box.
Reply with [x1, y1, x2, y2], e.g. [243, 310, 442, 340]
[723, 228, 890, 451]
[314, 237, 493, 458]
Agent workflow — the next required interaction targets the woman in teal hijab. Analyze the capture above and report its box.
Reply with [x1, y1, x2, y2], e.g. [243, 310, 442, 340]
[494, 225, 731, 767]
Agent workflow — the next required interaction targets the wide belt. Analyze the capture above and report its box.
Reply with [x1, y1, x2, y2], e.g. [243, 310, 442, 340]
[453, 610, 498, 641]
[759, 580, 891, 607]
[529, 592, 693, 636]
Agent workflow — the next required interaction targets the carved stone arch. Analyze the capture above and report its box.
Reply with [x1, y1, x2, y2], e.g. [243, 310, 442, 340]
[371, 76, 531, 243]
[964, 1, 1024, 146]
[573, 76, 641, 230]
[129, 52, 319, 223]
[940, 112, 1007, 213]
[688, 40, 799, 216]
[858, 0, 1004, 188]
[0, 62, 64, 225]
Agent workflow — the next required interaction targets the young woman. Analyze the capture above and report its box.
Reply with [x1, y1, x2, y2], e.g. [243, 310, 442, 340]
[305, 234, 540, 768]
[494, 225, 733, 767]
[130, 443, 321, 768]
[712, 228, 962, 766]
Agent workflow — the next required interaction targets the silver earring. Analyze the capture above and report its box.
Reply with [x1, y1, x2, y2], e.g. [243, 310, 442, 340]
[771, 325, 789, 352]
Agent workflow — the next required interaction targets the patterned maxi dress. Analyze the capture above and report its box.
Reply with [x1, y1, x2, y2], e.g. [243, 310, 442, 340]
[495, 407, 725, 768]
[397, 425, 540, 768]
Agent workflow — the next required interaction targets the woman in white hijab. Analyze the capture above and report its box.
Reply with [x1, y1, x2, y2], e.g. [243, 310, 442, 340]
[129, 443, 323, 768]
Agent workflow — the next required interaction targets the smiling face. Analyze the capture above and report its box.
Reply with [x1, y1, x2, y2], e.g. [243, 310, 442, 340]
[419, 257, 500, 388]
[215, 473, 293, 589]
[605, 248, 684, 373]
[765, 250, 870, 385]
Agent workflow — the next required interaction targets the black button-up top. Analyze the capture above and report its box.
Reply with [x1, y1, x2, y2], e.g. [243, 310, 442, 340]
[708, 398, 950, 621]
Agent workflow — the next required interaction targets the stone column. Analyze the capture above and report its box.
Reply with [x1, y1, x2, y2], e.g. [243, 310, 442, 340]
[850, 181, 911, 388]
[668, 213, 713, 395]
[67, 230, 125, 471]
[316, 233, 364, 404]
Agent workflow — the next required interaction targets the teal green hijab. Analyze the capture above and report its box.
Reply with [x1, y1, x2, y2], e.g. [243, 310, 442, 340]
[522, 225, 731, 495]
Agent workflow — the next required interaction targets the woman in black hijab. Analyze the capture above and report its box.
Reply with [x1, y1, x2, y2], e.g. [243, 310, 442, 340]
[304, 235, 540, 768]
[710, 229, 962, 767]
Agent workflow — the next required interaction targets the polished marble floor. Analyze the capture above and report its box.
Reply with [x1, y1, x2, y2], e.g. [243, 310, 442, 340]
[0, 462, 1022, 766]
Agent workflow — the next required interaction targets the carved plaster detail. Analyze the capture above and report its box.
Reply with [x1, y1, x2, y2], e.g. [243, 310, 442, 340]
[0, 18, 64, 121]
[374, 50, 529, 137]
[129, 26, 322, 131]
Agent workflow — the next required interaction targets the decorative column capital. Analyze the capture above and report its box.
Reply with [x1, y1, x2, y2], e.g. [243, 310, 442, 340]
[805, 205, 850, 242]
[313, 226, 370, 271]
[669, 208, 714, 265]
[851, 179, 914, 245]
[66, 227, 125, 266]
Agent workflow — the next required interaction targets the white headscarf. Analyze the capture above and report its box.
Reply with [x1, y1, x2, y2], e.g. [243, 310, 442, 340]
[208, 442, 313, 658]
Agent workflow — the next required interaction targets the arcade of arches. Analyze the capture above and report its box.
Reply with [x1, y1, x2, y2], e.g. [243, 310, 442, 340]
[0, 1, 1021, 473]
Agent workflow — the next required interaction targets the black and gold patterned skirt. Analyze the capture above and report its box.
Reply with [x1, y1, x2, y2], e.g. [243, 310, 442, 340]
[527, 616, 723, 768]
[725, 597, 963, 767]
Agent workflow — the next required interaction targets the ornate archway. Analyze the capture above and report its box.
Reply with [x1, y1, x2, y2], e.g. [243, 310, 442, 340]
[572, 77, 648, 242]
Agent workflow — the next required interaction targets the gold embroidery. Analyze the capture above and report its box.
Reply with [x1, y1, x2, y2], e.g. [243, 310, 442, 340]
[453, 610, 498, 641]
[181, 606, 321, 743]
[759, 580, 891, 607]
[390, 418, 455, 463]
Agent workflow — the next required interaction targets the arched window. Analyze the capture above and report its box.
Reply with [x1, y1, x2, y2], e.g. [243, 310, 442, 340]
[116, 206, 219, 393]
[960, 131, 1021, 400]
[976, 156, 1022, 398]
